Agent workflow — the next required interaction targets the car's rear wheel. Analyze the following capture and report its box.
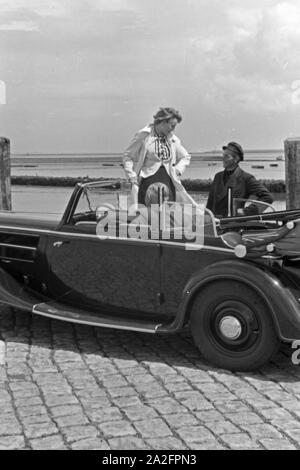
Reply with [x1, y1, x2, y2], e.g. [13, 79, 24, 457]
[190, 280, 280, 371]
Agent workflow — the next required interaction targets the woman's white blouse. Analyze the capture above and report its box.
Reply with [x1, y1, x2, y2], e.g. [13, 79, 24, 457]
[123, 124, 191, 182]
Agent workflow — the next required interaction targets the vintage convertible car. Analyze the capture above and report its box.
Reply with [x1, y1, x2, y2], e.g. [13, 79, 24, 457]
[1, 179, 300, 371]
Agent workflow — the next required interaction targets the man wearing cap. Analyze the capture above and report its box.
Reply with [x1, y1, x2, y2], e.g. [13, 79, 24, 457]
[206, 142, 273, 218]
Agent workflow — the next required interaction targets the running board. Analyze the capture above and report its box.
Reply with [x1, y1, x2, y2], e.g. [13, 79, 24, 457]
[32, 301, 165, 333]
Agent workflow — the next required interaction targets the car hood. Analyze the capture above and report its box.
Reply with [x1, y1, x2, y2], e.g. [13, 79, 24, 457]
[0, 210, 61, 231]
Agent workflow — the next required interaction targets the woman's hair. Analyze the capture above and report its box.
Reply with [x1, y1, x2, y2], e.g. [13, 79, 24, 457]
[153, 107, 182, 124]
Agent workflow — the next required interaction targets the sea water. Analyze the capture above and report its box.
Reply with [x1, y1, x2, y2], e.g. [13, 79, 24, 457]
[9, 150, 286, 213]
[11, 150, 285, 180]
[10, 186, 285, 215]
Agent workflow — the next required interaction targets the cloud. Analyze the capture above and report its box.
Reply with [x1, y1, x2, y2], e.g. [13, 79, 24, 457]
[0, 20, 39, 31]
[88, 0, 135, 12]
[183, 0, 300, 113]
[0, 0, 135, 18]
[204, 75, 291, 113]
[1, 0, 300, 151]
[0, 0, 68, 17]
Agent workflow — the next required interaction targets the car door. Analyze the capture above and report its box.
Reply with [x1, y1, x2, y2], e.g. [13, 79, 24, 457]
[44, 184, 161, 317]
[45, 234, 161, 316]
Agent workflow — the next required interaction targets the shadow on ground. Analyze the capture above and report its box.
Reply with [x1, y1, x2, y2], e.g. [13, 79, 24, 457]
[0, 306, 298, 385]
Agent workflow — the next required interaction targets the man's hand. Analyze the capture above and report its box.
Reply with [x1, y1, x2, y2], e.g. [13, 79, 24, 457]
[244, 204, 259, 216]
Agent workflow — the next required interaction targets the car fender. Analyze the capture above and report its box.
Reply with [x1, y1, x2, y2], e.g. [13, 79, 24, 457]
[0, 267, 45, 312]
[174, 259, 300, 342]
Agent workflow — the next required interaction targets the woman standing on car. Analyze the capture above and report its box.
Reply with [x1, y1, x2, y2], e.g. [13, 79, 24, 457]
[123, 107, 194, 207]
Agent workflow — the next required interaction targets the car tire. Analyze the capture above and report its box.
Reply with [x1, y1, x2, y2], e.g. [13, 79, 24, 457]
[190, 280, 280, 371]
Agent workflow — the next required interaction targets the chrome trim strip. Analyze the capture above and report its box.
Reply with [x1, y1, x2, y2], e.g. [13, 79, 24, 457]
[75, 221, 97, 226]
[0, 225, 99, 238]
[0, 258, 34, 263]
[80, 180, 118, 189]
[199, 245, 233, 253]
[0, 224, 233, 253]
[32, 305, 159, 333]
[0, 243, 37, 251]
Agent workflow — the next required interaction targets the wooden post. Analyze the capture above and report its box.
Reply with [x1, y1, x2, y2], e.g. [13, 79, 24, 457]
[284, 138, 300, 210]
[0, 137, 11, 211]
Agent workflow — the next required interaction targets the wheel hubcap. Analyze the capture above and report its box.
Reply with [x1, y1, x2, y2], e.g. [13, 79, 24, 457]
[208, 300, 260, 352]
[219, 315, 243, 340]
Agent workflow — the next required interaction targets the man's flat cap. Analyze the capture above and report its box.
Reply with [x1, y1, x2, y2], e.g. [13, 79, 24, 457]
[222, 142, 244, 161]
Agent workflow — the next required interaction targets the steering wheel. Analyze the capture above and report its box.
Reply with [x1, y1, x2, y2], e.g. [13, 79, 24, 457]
[95, 203, 116, 222]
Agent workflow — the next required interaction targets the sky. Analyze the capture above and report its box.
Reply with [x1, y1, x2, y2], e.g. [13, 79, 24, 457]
[0, 0, 300, 153]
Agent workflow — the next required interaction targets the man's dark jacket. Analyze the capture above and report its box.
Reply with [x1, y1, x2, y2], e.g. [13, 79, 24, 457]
[206, 166, 273, 217]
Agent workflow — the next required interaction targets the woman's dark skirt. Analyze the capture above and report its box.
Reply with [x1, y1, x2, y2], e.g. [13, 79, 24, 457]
[138, 166, 176, 205]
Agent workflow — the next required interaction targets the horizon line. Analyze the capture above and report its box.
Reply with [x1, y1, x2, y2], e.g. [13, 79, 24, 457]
[11, 148, 284, 156]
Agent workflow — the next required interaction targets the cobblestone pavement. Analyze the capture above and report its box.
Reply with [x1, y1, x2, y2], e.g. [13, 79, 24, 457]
[1, 306, 300, 450]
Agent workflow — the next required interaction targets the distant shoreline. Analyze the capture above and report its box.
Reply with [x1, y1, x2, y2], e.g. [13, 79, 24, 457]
[12, 149, 283, 156]
[11, 151, 284, 162]
[10, 176, 286, 193]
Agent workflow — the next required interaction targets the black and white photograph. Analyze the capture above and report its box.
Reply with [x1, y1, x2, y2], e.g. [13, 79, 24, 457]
[1, 0, 300, 452]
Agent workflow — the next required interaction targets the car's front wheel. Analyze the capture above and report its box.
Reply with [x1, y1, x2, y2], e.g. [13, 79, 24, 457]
[190, 280, 280, 371]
